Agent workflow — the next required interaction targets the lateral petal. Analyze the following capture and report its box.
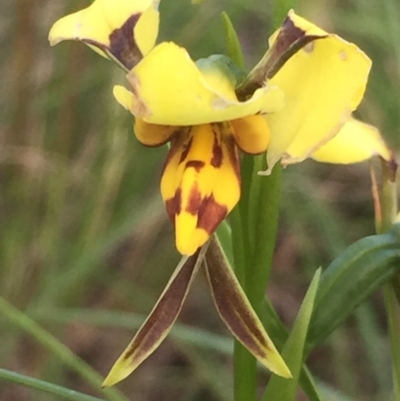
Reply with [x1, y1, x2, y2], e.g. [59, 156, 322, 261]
[263, 11, 371, 172]
[231, 115, 270, 155]
[102, 246, 208, 387]
[49, 0, 159, 70]
[205, 238, 291, 378]
[311, 118, 392, 163]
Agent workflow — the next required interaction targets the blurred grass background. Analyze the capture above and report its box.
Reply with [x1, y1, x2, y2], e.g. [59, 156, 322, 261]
[0, 0, 399, 400]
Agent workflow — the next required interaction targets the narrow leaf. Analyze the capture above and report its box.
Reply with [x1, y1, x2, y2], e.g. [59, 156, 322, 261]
[308, 227, 400, 349]
[221, 12, 245, 69]
[259, 299, 324, 401]
[205, 237, 291, 378]
[262, 269, 321, 401]
[384, 285, 400, 400]
[103, 244, 209, 387]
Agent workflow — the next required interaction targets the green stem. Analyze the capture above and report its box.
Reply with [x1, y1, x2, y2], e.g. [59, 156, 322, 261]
[232, 161, 283, 401]
[232, 156, 258, 401]
[248, 162, 282, 306]
[0, 296, 129, 401]
[0, 368, 106, 401]
[384, 286, 400, 401]
[378, 158, 400, 401]
[230, 3, 293, 399]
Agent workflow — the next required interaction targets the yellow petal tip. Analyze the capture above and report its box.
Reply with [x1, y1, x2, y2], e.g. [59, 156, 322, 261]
[102, 358, 134, 388]
[264, 350, 292, 379]
[48, 12, 83, 46]
[113, 85, 134, 111]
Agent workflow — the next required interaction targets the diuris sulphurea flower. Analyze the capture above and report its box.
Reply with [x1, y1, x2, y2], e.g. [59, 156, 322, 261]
[49, 0, 391, 387]
[49, 0, 390, 257]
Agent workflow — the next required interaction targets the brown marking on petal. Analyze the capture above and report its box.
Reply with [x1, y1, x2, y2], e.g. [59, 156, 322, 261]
[211, 127, 223, 168]
[165, 198, 176, 224]
[175, 188, 182, 215]
[164, 188, 182, 224]
[179, 136, 193, 164]
[109, 14, 143, 69]
[197, 195, 228, 235]
[84, 15, 143, 70]
[208, 270, 269, 356]
[160, 134, 184, 177]
[224, 135, 241, 184]
[185, 184, 202, 215]
[235, 16, 327, 100]
[123, 251, 200, 360]
[185, 160, 205, 172]
[205, 240, 271, 353]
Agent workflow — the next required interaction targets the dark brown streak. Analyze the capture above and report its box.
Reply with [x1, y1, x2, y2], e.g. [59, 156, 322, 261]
[197, 195, 227, 234]
[123, 252, 200, 359]
[210, 127, 223, 168]
[108, 14, 142, 70]
[185, 185, 202, 215]
[179, 136, 193, 164]
[225, 136, 241, 184]
[185, 160, 205, 172]
[235, 16, 327, 100]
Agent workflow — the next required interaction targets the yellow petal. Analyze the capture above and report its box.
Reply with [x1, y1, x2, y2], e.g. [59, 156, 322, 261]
[49, 0, 159, 69]
[311, 118, 391, 163]
[126, 42, 284, 125]
[231, 115, 270, 154]
[161, 124, 240, 255]
[113, 85, 135, 110]
[264, 10, 371, 172]
[134, 118, 178, 147]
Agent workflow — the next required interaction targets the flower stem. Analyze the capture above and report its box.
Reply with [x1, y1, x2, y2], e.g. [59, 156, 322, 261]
[231, 3, 293, 399]
[248, 162, 282, 306]
[232, 155, 257, 401]
[232, 159, 283, 401]
[377, 157, 400, 401]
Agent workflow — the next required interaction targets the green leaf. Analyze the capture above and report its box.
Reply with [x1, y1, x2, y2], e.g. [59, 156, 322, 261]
[0, 297, 128, 401]
[384, 285, 400, 400]
[308, 226, 400, 349]
[103, 245, 209, 387]
[221, 12, 245, 70]
[259, 299, 323, 401]
[261, 269, 322, 401]
[0, 368, 105, 401]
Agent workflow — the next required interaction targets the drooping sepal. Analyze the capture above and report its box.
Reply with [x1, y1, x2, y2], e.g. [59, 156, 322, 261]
[49, 0, 159, 70]
[205, 238, 291, 378]
[102, 245, 208, 387]
[161, 124, 241, 256]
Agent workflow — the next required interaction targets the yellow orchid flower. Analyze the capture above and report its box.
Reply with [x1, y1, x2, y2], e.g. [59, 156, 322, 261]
[49, 4, 390, 257]
[49, 1, 392, 386]
[113, 43, 284, 256]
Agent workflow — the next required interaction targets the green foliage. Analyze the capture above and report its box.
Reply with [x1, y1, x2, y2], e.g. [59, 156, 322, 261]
[262, 269, 322, 401]
[1, 1, 399, 401]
